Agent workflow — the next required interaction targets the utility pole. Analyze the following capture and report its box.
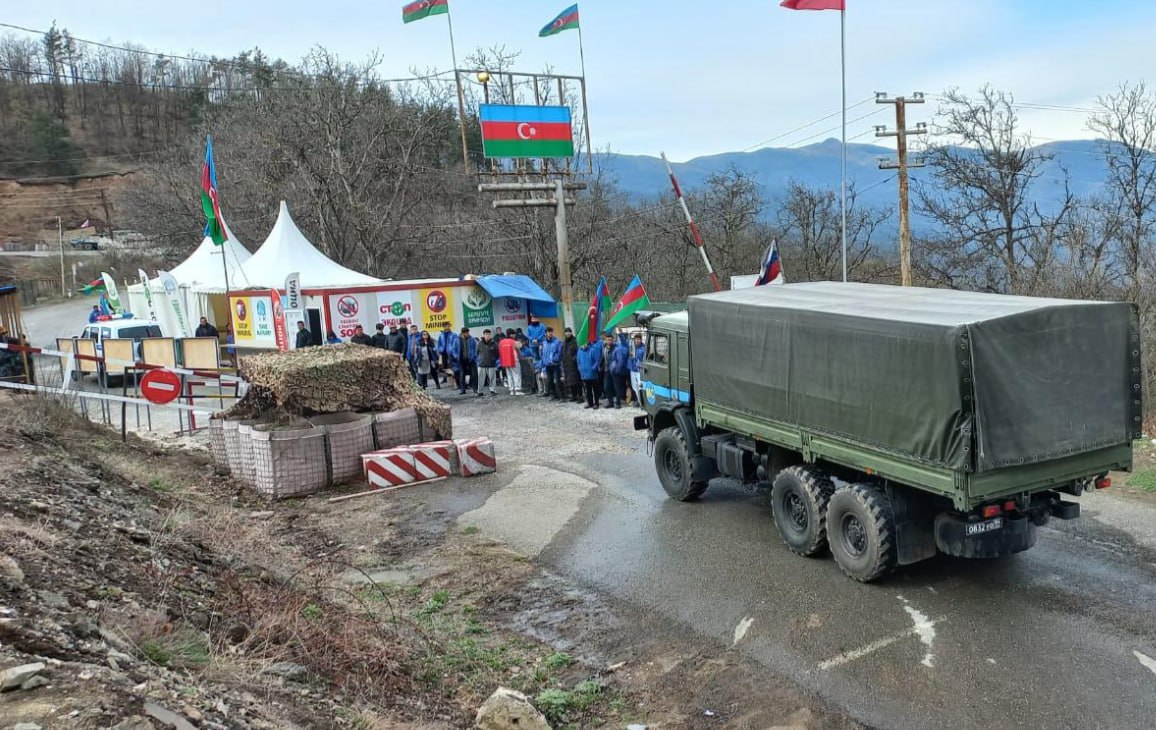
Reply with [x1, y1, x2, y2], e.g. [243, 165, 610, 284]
[57, 216, 67, 297]
[875, 92, 927, 287]
[478, 180, 587, 333]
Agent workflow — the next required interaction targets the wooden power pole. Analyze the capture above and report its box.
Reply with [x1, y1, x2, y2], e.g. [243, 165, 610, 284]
[875, 92, 926, 286]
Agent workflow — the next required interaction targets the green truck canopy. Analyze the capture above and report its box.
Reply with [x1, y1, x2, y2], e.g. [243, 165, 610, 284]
[687, 282, 1140, 473]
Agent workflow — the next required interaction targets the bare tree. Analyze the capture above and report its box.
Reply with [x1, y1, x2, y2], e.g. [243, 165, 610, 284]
[917, 86, 1075, 294]
[774, 180, 889, 282]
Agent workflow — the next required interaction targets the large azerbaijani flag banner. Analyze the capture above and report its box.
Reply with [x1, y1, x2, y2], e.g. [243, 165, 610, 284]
[201, 136, 227, 245]
[402, 0, 448, 23]
[479, 104, 575, 159]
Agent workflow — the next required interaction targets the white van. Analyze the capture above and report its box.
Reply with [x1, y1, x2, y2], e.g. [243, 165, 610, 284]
[78, 317, 163, 386]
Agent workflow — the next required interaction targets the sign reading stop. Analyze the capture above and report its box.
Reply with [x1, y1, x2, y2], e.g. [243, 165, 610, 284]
[140, 368, 182, 405]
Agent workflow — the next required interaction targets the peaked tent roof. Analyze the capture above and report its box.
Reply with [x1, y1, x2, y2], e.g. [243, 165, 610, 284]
[240, 201, 381, 289]
[168, 214, 253, 291]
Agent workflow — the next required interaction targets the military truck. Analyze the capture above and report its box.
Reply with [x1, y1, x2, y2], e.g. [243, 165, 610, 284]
[635, 283, 1140, 582]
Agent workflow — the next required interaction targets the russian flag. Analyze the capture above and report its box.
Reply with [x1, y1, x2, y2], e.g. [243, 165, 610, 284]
[755, 240, 784, 286]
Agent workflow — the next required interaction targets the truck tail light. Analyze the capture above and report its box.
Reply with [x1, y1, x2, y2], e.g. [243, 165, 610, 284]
[1094, 476, 1112, 490]
[981, 505, 1001, 519]
[1003, 501, 1016, 512]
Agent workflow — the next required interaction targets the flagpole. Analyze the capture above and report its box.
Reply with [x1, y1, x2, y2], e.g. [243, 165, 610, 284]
[446, 5, 471, 174]
[839, 7, 848, 283]
[577, 20, 594, 174]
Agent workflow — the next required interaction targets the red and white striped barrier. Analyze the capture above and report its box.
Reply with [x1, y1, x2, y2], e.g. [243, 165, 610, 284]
[407, 442, 456, 480]
[455, 437, 497, 477]
[363, 450, 418, 488]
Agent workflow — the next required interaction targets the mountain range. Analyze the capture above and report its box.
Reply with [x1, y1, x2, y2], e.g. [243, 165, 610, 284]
[597, 138, 1113, 230]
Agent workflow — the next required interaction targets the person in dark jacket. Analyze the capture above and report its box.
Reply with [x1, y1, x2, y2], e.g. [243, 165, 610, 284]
[387, 325, 407, 355]
[195, 317, 219, 338]
[295, 321, 312, 349]
[561, 328, 582, 403]
[456, 327, 479, 395]
[349, 325, 372, 346]
[540, 328, 564, 401]
[414, 330, 440, 389]
[577, 341, 603, 409]
[476, 328, 501, 397]
[405, 324, 422, 377]
[370, 323, 388, 348]
[518, 338, 539, 395]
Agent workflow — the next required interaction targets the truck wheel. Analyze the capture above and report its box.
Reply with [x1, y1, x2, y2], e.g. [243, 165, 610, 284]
[654, 426, 709, 501]
[827, 484, 898, 582]
[771, 466, 834, 557]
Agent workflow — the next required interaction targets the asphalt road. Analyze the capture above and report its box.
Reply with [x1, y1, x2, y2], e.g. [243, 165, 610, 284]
[420, 391, 1156, 730]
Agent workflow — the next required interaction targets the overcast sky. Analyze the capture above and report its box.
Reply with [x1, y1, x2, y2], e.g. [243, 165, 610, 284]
[6, 0, 1156, 160]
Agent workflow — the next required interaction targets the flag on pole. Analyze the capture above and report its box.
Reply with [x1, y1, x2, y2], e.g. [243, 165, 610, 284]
[79, 278, 106, 296]
[540, 4, 580, 37]
[576, 277, 612, 345]
[754, 240, 785, 286]
[101, 272, 123, 313]
[603, 276, 651, 332]
[479, 105, 575, 159]
[403, 0, 448, 23]
[201, 137, 227, 245]
[780, 0, 845, 9]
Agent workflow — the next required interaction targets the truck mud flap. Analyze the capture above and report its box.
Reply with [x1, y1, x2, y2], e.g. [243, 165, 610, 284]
[633, 414, 650, 431]
[934, 512, 1037, 559]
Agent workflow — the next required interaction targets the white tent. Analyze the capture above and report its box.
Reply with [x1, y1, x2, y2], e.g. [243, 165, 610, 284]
[240, 201, 381, 288]
[126, 214, 253, 334]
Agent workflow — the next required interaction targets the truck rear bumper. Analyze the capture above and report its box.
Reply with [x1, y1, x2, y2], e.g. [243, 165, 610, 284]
[934, 512, 1037, 559]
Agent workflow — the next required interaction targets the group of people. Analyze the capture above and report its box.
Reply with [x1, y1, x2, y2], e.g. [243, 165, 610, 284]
[434, 316, 648, 410]
[299, 315, 649, 410]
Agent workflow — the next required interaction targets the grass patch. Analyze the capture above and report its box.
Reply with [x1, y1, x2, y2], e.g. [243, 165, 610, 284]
[139, 631, 211, 669]
[301, 602, 324, 620]
[545, 651, 575, 670]
[1127, 469, 1156, 492]
[460, 525, 480, 535]
[535, 680, 604, 725]
[414, 589, 451, 618]
[148, 477, 174, 493]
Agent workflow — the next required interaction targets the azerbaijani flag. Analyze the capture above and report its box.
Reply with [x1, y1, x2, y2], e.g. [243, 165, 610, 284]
[780, 0, 845, 9]
[479, 104, 575, 159]
[540, 4, 579, 37]
[79, 278, 106, 296]
[201, 136, 227, 245]
[603, 276, 651, 333]
[576, 276, 613, 345]
[403, 0, 448, 23]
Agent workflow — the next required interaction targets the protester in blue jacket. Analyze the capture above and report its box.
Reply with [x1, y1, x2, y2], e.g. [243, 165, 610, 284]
[539, 327, 565, 400]
[526, 315, 547, 345]
[628, 333, 646, 408]
[437, 321, 459, 383]
[603, 333, 630, 409]
[577, 341, 603, 409]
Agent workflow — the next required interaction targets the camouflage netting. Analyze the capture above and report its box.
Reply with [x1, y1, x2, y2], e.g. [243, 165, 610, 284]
[220, 345, 452, 439]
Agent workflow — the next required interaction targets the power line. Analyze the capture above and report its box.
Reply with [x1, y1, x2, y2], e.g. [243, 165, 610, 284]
[741, 98, 873, 152]
[0, 20, 455, 84]
[786, 108, 889, 149]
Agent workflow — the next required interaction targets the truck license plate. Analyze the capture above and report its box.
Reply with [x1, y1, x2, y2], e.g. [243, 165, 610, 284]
[966, 517, 1003, 536]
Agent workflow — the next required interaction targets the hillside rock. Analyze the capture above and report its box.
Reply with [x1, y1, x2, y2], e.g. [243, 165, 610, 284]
[475, 686, 552, 730]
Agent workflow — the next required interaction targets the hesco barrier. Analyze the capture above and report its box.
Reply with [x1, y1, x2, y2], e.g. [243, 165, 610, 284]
[308, 412, 374, 484]
[372, 408, 424, 450]
[250, 421, 327, 499]
[213, 408, 448, 499]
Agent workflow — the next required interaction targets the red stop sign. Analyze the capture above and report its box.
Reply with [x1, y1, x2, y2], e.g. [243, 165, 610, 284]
[140, 369, 182, 405]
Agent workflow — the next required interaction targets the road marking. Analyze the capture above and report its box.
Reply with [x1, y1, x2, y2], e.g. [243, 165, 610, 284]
[899, 596, 937, 668]
[732, 616, 754, 646]
[818, 628, 921, 670]
[1136, 650, 1156, 676]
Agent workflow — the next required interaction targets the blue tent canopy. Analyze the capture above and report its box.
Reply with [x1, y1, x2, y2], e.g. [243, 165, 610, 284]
[477, 275, 557, 318]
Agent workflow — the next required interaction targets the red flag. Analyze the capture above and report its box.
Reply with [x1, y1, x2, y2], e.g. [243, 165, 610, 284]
[780, 0, 845, 9]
